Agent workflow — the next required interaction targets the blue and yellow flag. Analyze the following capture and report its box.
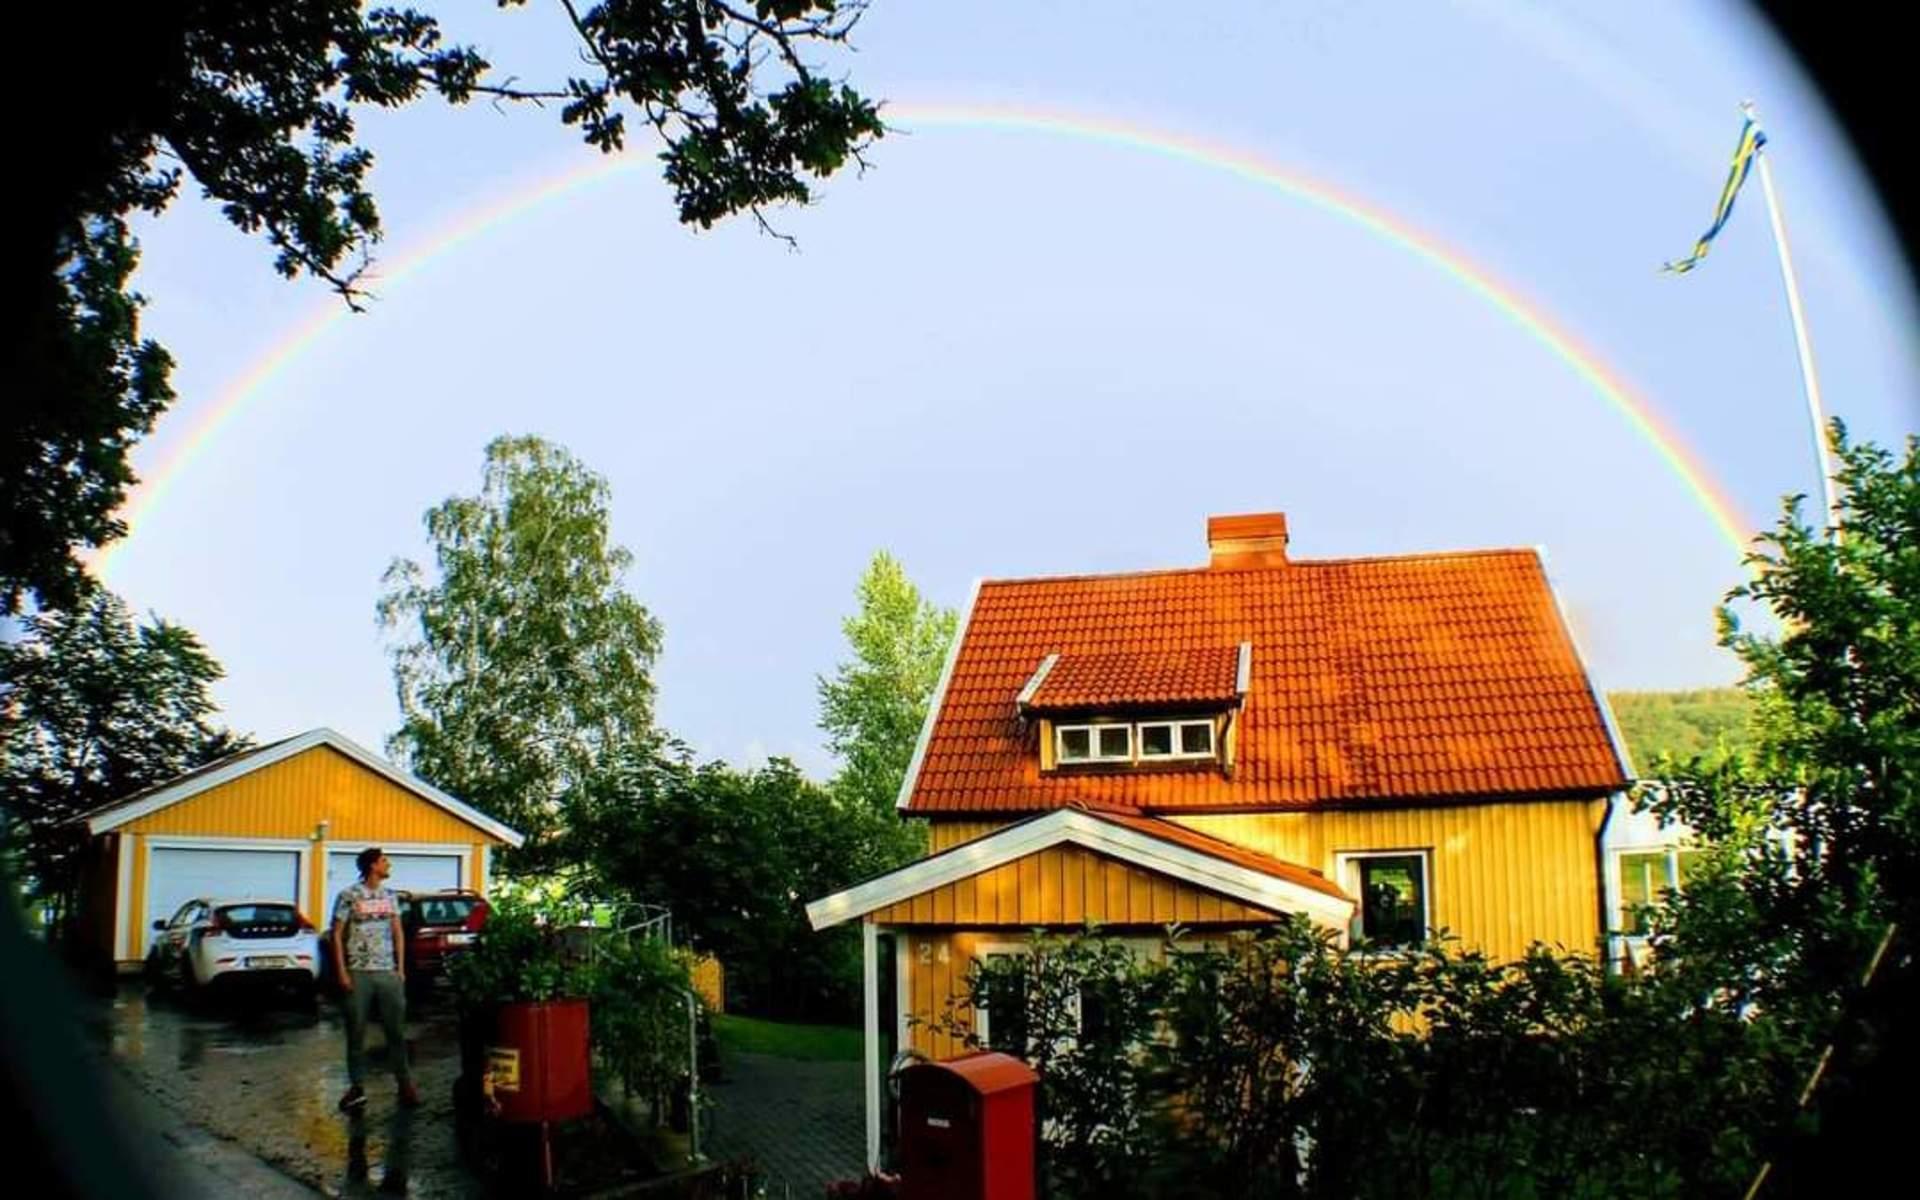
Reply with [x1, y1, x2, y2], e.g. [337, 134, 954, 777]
[1665, 111, 1767, 274]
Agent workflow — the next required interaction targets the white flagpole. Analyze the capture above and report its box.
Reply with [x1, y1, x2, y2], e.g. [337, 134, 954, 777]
[1748, 101, 1842, 535]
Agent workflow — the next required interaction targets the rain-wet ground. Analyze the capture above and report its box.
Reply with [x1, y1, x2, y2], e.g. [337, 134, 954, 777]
[85, 981, 484, 1198]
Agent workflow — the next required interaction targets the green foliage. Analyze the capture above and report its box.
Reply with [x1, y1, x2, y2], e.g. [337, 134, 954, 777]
[572, 748, 914, 1021]
[13, 2, 880, 612]
[1645, 424, 1920, 1187]
[1607, 687, 1756, 770]
[0, 587, 246, 921]
[940, 923, 1773, 1199]
[379, 435, 661, 866]
[447, 894, 697, 1102]
[817, 551, 957, 815]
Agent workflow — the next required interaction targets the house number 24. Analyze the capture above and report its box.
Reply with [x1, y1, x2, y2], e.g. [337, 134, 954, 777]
[916, 941, 950, 965]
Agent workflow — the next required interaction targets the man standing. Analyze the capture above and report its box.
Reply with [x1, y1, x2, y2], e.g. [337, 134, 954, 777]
[331, 847, 421, 1111]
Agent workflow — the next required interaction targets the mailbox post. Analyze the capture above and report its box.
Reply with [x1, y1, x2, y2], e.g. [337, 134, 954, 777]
[897, 1051, 1038, 1200]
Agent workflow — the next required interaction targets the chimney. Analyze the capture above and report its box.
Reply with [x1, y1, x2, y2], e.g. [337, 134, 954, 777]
[1207, 512, 1289, 570]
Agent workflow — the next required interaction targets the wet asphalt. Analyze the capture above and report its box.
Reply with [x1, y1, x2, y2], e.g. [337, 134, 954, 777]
[86, 981, 483, 1199]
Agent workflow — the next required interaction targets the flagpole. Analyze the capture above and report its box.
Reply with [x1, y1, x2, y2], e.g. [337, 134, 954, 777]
[1748, 102, 1841, 534]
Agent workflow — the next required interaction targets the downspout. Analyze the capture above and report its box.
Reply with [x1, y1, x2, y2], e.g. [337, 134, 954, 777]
[1594, 792, 1618, 968]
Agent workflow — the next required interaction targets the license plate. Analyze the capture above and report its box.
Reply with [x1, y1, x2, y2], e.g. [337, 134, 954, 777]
[445, 932, 476, 946]
[245, 956, 291, 969]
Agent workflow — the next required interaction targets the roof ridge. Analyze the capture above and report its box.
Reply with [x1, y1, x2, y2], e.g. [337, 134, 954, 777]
[978, 546, 1541, 587]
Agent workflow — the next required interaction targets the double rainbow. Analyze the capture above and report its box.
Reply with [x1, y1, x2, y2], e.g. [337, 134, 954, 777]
[95, 102, 1753, 577]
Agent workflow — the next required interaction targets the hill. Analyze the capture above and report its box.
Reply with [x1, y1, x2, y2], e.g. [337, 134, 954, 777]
[1605, 687, 1756, 770]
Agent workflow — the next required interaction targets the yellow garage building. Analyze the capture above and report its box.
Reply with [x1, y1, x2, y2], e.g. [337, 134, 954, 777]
[73, 728, 523, 973]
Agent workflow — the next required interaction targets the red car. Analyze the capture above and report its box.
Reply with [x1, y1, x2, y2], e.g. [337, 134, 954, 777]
[400, 889, 491, 989]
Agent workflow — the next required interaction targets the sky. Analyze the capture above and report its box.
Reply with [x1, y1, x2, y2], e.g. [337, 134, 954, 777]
[101, 1, 1919, 778]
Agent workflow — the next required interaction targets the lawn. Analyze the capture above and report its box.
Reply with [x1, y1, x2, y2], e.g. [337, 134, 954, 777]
[710, 1014, 863, 1062]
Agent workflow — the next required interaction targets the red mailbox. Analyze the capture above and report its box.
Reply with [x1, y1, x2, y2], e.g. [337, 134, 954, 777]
[897, 1051, 1038, 1200]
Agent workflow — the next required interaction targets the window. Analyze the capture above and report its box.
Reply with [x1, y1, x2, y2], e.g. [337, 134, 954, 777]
[1055, 723, 1132, 764]
[1057, 718, 1216, 765]
[1137, 719, 1215, 760]
[1339, 852, 1430, 949]
[1615, 847, 1704, 935]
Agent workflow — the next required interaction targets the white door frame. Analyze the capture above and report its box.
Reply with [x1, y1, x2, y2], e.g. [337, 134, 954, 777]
[139, 837, 313, 958]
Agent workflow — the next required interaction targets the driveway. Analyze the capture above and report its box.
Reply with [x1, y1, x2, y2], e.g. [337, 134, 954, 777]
[87, 983, 483, 1198]
[704, 1050, 865, 1198]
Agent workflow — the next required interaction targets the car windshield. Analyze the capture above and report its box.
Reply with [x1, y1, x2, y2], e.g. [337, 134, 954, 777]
[413, 897, 478, 926]
[218, 904, 298, 925]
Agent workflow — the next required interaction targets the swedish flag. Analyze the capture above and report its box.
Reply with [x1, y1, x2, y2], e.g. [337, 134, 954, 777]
[1665, 110, 1767, 274]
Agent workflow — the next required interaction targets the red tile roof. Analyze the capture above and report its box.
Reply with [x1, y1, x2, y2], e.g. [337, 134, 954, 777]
[906, 545, 1629, 814]
[1024, 645, 1242, 713]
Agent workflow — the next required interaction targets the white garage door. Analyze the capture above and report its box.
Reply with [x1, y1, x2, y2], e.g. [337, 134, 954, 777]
[325, 851, 463, 912]
[144, 847, 300, 956]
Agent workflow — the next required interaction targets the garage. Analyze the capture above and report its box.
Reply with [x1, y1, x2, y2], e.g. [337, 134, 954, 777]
[74, 728, 523, 972]
[142, 846, 303, 957]
[324, 849, 464, 907]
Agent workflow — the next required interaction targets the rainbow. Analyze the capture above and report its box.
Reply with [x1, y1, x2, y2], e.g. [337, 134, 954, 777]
[96, 102, 1755, 577]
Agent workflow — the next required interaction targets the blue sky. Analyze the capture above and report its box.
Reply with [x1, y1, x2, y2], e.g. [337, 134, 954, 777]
[107, 2, 1918, 775]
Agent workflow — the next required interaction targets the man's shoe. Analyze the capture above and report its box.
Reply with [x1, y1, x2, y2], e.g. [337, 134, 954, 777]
[397, 1081, 423, 1108]
[338, 1085, 368, 1113]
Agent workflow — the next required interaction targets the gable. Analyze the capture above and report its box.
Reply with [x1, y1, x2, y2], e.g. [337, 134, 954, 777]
[869, 842, 1278, 926]
[121, 745, 494, 842]
[88, 730, 522, 845]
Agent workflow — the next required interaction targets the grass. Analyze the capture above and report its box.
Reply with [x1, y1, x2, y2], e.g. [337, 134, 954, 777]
[710, 1013, 863, 1062]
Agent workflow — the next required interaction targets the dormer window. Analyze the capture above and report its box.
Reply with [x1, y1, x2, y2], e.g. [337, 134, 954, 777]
[1057, 723, 1134, 764]
[1055, 718, 1213, 767]
[1021, 644, 1250, 773]
[1138, 720, 1215, 760]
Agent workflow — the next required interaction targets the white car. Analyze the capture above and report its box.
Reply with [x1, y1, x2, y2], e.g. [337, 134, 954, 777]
[146, 897, 322, 997]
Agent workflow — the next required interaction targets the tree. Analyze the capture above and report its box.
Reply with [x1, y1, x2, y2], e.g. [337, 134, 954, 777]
[9, 2, 883, 612]
[574, 748, 913, 1020]
[0, 588, 247, 922]
[817, 551, 957, 813]
[1647, 423, 1920, 1192]
[378, 435, 660, 864]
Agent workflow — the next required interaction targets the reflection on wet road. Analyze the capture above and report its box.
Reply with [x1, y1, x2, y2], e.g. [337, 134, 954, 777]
[90, 984, 483, 1198]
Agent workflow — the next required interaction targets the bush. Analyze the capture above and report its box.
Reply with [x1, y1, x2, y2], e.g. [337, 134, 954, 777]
[937, 921, 1771, 1199]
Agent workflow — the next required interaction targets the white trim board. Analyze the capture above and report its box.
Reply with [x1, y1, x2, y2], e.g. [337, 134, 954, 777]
[807, 808, 1354, 931]
[895, 579, 983, 811]
[84, 727, 525, 847]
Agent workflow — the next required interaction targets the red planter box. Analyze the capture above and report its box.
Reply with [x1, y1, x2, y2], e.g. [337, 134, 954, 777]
[488, 998, 593, 1124]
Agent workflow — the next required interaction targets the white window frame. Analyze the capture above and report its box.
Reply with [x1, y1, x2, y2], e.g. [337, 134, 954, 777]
[1057, 718, 1218, 766]
[1055, 723, 1133, 765]
[1610, 844, 1702, 935]
[972, 937, 1164, 1052]
[1335, 849, 1433, 951]
[1136, 718, 1217, 761]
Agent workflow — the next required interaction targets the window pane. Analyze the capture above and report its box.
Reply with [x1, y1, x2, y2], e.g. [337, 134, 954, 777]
[1358, 856, 1425, 947]
[1618, 851, 1666, 935]
[1139, 724, 1174, 756]
[1180, 722, 1214, 755]
[1096, 726, 1131, 758]
[1059, 728, 1091, 761]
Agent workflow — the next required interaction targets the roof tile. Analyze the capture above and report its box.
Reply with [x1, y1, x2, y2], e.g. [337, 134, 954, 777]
[907, 547, 1628, 814]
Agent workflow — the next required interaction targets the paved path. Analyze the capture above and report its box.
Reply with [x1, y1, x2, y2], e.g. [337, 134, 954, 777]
[704, 1050, 865, 1199]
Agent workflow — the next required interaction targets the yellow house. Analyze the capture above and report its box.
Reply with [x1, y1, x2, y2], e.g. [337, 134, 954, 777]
[73, 727, 523, 973]
[808, 513, 1633, 1169]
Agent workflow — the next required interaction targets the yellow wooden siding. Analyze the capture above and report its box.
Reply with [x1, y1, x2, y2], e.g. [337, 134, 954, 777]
[116, 746, 509, 957]
[898, 929, 981, 1060]
[1170, 798, 1606, 962]
[871, 843, 1277, 927]
[125, 746, 497, 843]
[927, 821, 1012, 853]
